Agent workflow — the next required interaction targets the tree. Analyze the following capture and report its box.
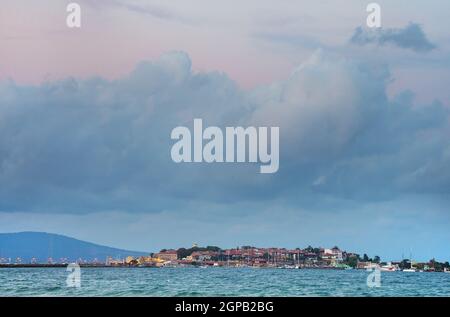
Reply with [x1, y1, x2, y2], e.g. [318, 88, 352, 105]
[430, 259, 444, 272]
[415, 262, 425, 270]
[206, 246, 221, 252]
[373, 256, 381, 264]
[399, 259, 410, 269]
[363, 254, 370, 262]
[177, 248, 190, 260]
[346, 256, 358, 268]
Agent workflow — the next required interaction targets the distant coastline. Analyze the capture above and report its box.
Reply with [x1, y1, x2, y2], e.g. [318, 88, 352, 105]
[2, 232, 449, 273]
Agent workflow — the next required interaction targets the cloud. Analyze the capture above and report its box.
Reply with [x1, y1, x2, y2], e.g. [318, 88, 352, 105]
[83, 0, 193, 24]
[0, 50, 449, 215]
[350, 23, 436, 52]
[253, 32, 323, 50]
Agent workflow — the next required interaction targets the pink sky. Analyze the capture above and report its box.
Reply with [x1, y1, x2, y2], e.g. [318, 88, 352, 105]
[1, 0, 449, 104]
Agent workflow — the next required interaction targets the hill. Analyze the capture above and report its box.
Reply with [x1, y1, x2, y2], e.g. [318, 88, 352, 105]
[0, 232, 148, 263]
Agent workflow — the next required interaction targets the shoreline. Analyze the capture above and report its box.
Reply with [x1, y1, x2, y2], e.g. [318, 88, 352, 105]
[0, 264, 449, 273]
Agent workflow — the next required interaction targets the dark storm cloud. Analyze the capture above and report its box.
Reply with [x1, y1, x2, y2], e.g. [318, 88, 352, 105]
[0, 51, 449, 214]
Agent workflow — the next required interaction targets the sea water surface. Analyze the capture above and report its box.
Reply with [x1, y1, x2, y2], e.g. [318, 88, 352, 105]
[0, 267, 449, 296]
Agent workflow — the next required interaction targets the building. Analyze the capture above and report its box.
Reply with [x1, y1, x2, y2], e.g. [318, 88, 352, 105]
[331, 246, 343, 262]
[190, 251, 214, 261]
[106, 256, 125, 266]
[320, 247, 343, 265]
[154, 250, 178, 262]
[125, 256, 134, 264]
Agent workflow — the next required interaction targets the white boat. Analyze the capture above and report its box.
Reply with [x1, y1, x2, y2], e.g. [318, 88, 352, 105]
[283, 265, 296, 269]
[403, 268, 416, 272]
[444, 268, 450, 274]
[380, 262, 397, 272]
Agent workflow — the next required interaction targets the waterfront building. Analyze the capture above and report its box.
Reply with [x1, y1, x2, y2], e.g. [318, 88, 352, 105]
[154, 250, 178, 262]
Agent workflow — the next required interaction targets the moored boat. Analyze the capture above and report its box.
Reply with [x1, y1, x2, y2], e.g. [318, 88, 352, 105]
[402, 268, 416, 272]
[380, 262, 398, 272]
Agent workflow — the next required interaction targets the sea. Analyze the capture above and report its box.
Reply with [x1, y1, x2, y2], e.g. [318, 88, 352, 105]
[0, 267, 449, 296]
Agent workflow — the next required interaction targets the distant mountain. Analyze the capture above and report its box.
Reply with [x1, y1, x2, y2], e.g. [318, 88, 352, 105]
[0, 232, 148, 263]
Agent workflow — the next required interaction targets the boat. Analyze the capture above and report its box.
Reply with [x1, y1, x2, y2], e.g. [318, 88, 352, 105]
[380, 262, 398, 272]
[402, 268, 416, 272]
[444, 268, 450, 274]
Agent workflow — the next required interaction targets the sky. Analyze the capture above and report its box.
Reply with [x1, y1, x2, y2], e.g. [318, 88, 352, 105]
[1, 0, 450, 262]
